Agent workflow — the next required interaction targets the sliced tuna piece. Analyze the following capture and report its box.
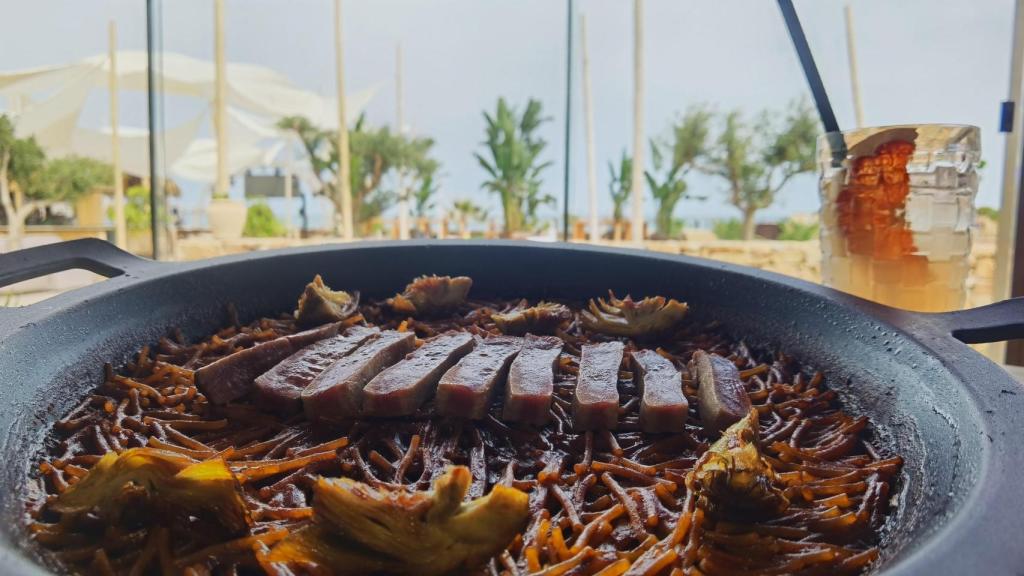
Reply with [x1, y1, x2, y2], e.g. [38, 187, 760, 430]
[693, 350, 751, 436]
[572, 342, 624, 430]
[287, 322, 343, 348]
[363, 332, 476, 417]
[301, 330, 416, 425]
[436, 336, 523, 419]
[196, 339, 293, 405]
[195, 323, 342, 405]
[631, 349, 689, 433]
[502, 335, 563, 425]
[254, 326, 380, 414]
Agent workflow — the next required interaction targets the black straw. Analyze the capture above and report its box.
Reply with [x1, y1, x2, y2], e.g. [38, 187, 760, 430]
[777, 0, 840, 134]
[562, 0, 574, 242]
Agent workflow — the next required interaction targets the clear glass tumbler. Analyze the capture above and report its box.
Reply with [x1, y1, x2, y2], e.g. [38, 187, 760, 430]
[818, 124, 981, 312]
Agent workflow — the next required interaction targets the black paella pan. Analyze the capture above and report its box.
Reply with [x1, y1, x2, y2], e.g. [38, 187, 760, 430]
[0, 238, 1022, 575]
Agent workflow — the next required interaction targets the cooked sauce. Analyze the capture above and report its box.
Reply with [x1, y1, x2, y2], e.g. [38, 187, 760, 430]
[24, 279, 902, 576]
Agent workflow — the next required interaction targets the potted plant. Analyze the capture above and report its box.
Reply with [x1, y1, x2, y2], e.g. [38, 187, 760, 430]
[207, 185, 246, 239]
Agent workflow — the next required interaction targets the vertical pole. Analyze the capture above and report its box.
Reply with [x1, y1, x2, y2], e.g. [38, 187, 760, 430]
[396, 43, 410, 240]
[334, 0, 354, 240]
[109, 21, 126, 249]
[996, 0, 1024, 362]
[213, 0, 229, 198]
[581, 13, 599, 243]
[630, 0, 645, 245]
[146, 0, 163, 260]
[843, 4, 865, 128]
[561, 0, 574, 242]
[284, 141, 295, 239]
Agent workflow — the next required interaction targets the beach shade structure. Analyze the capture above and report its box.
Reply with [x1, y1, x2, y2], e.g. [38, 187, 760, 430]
[0, 50, 374, 187]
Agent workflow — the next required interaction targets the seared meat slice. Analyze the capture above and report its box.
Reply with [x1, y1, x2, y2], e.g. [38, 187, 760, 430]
[502, 335, 563, 425]
[491, 302, 573, 336]
[693, 350, 751, 436]
[572, 342, 623, 430]
[286, 322, 343, 349]
[294, 274, 359, 328]
[195, 323, 342, 405]
[436, 336, 523, 419]
[363, 332, 476, 417]
[302, 331, 416, 425]
[631, 349, 689, 433]
[388, 275, 472, 316]
[255, 326, 380, 415]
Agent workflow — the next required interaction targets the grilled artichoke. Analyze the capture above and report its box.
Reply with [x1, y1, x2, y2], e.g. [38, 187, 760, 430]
[688, 409, 789, 518]
[580, 291, 688, 337]
[388, 275, 473, 316]
[50, 448, 250, 533]
[264, 466, 528, 575]
[295, 275, 359, 328]
[491, 301, 573, 335]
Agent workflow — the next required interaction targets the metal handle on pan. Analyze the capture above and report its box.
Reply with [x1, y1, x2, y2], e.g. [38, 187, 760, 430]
[930, 297, 1024, 344]
[0, 238, 152, 291]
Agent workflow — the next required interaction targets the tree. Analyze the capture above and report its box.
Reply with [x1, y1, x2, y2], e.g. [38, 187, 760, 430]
[411, 169, 439, 219]
[475, 98, 553, 235]
[277, 114, 439, 235]
[1, 115, 112, 250]
[644, 107, 712, 237]
[706, 101, 818, 240]
[607, 151, 632, 229]
[451, 198, 488, 238]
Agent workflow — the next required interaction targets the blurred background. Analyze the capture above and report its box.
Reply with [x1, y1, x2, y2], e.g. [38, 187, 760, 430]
[0, 0, 1018, 357]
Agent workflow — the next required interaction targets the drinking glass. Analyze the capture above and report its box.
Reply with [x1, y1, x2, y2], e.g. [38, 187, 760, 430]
[818, 124, 981, 312]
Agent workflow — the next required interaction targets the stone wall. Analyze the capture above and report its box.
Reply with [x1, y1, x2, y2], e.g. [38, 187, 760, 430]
[630, 239, 996, 309]
[174, 235, 998, 310]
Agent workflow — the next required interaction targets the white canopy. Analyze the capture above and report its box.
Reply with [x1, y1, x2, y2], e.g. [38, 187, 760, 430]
[0, 51, 375, 184]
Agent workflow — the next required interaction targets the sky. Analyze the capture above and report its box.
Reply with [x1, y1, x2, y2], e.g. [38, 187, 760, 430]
[0, 0, 1016, 229]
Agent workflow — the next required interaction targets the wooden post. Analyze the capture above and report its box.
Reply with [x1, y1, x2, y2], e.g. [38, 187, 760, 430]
[630, 0, 645, 245]
[396, 43, 410, 240]
[213, 0, 229, 198]
[108, 21, 126, 248]
[284, 139, 295, 239]
[996, 0, 1024, 362]
[334, 0, 354, 240]
[581, 13, 599, 243]
[843, 4, 865, 128]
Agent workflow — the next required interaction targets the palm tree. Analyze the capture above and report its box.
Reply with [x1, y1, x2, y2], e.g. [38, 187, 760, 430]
[607, 151, 632, 231]
[451, 199, 488, 238]
[474, 98, 553, 235]
[644, 106, 712, 237]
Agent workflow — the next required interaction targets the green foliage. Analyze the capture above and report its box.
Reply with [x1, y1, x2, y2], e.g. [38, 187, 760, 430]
[27, 156, 112, 203]
[608, 151, 632, 224]
[0, 114, 46, 194]
[411, 168, 440, 219]
[277, 114, 439, 234]
[777, 218, 819, 241]
[475, 98, 554, 234]
[452, 199, 487, 222]
[713, 219, 744, 240]
[706, 100, 818, 240]
[243, 201, 285, 237]
[2, 114, 112, 249]
[107, 185, 154, 231]
[645, 106, 712, 237]
[977, 206, 998, 221]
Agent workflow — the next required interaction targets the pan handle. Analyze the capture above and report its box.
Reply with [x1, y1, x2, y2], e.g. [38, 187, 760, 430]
[0, 238, 152, 291]
[931, 297, 1024, 344]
